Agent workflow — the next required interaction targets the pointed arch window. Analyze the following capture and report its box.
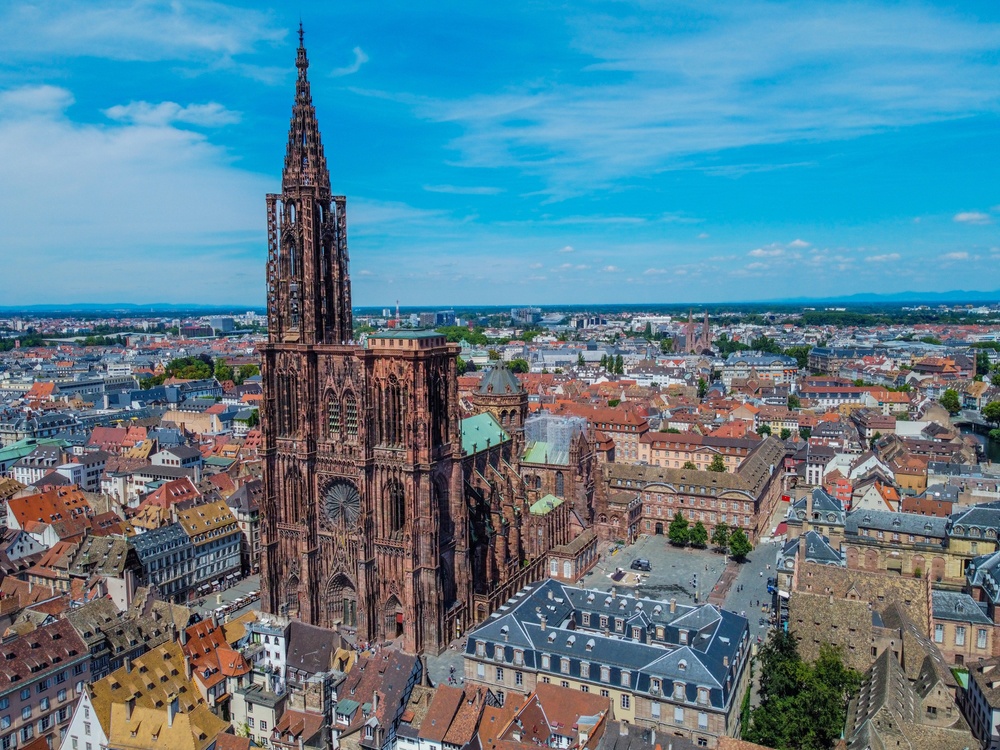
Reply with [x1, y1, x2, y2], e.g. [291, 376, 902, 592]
[344, 392, 358, 438]
[327, 394, 341, 436]
[555, 471, 565, 497]
[382, 376, 403, 446]
[388, 480, 406, 535]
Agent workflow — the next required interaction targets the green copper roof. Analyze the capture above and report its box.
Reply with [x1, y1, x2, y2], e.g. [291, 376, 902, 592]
[461, 413, 510, 455]
[530, 494, 564, 515]
[0, 437, 66, 464]
[204, 456, 235, 467]
[522, 440, 570, 466]
[369, 330, 443, 340]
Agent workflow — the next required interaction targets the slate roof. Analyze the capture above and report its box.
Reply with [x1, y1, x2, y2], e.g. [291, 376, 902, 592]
[466, 578, 749, 712]
[845, 508, 948, 538]
[477, 363, 524, 396]
[932, 590, 992, 625]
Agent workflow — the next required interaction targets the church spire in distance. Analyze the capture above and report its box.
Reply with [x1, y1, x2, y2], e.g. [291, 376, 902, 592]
[282, 24, 330, 195]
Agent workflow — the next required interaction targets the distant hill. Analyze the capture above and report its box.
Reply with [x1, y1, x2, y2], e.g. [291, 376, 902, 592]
[775, 289, 1000, 304]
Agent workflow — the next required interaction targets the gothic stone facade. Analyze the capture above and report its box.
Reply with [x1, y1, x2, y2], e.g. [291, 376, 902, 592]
[260, 34, 571, 654]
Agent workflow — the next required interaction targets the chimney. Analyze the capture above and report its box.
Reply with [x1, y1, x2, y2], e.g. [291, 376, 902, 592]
[723, 656, 729, 668]
[124, 656, 132, 673]
[669, 598, 676, 614]
[298, 737, 304, 750]
[168, 695, 178, 727]
[180, 627, 188, 646]
[619, 721, 628, 736]
[373, 689, 379, 715]
[539, 615, 547, 631]
[126, 695, 135, 720]
[184, 654, 192, 681]
[211, 612, 218, 628]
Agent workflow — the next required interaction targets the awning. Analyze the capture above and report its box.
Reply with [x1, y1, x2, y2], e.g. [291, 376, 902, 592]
[777, 590, 790, 599]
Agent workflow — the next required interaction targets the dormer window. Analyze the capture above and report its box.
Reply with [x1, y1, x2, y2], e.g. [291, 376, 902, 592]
[679, 630, 688, 644]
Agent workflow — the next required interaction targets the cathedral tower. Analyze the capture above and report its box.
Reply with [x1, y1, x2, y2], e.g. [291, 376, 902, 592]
[259, 29, 469, 654]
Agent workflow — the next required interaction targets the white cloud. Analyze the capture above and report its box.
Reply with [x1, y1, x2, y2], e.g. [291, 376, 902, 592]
[788, 239, 810, 248]
[104, 101, 240, 127]
[331, 46, 369, 77]
[558, 245, 574, 253]
[416, 3, 1000, 192]
[866, 253, 901, 263]
[529, 262, 544, 269]
[602, 265, 621, 272]
[749, 246, 783, 258]
[423, 184, 504, 195]
[940, 251, 969, 260]
[745, 262, 768, 271]
[697, 233, 710, 239]
[0, 1, 284, 66]
[0, 84, 270, 304]
[954, 211, 991, 225]
[644, 268, 668, 275]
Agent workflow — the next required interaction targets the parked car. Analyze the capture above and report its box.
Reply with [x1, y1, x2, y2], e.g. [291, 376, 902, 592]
[630, 559, 652, 572]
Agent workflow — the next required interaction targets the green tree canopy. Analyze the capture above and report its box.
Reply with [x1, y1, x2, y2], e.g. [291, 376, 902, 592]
[783, 345, 812, 370]
[697, 378, 708, 398]
[757, 424, 772, 437]
[787, 393, 801, 409]
[729, 528, 752, 560]
[690, 521, 708, 548]
[711, 523, 730, 551]
[747, 632, 862, 750]
[939, 389, 961, 414]
[708, 455, 726, 472]
[509, 358, 529, 373]
[668, 512, 689, 547]
[683, 460, 698, 470]
[983, 401, 1000, 426]
[799, 426, 811, 440]
[780, 427, 792, 440]
[614, 354, 624, 375]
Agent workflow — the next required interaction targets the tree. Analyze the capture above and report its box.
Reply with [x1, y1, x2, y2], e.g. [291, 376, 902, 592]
[690, 521, 708, 548]
[509, 358, 529, 373]
[787, 393, 801, 409]
[577, 352, 585, 367]
[683, 460, 698, 470]
[984, 401, 1000, 427]
[799, 426, 811, 440]
[246, 409, 260, 428]
[614, 354, 624, 375]
[869, 431, 882, 450]
[780, 427, 792, 440]
[600, 354, 608, 369]
[659, 338, 673, 354]
[747, 635, 862, 750]
[608, 398, 621, 407]
[668, 512, 689, 547]
[643, 322, 653, 339]
[728, 528, 752, 560]
[711, 523, 730, 551]
[708, 455, 726, 472]
[783, 345, 812, 370]
[939, 388, 961, 414]
[757, 424, 772, 437]
[697, 378, 708, 399]
[214, 359, 235, 383]
[236, 364, 259, 383]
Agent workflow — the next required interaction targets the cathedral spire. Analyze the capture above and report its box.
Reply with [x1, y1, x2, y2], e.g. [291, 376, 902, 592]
[283, 24, 330, 195]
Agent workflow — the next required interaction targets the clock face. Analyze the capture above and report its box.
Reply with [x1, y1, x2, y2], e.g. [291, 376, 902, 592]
[324, 480, 361, 527]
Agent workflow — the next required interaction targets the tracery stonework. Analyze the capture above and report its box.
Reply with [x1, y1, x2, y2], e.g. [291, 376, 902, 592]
[260, 30, 590, 654]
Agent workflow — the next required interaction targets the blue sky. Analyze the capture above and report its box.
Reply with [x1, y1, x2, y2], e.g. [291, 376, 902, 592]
[1, 0, 999, 307]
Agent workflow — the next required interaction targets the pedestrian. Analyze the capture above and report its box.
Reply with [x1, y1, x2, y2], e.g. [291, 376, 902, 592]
[759, 571, 763, 577]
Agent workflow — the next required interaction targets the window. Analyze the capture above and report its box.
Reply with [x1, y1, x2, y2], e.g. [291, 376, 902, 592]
[620, 695, 630, 709]
[0, 717, 8, 729]
[600, 689, 609, 698]
[37, 679, 50, 693]
[73, 664, 85, 676]
[55, 672, 66, 685]
[581, 613, 590, 627]
[496, 667, 504, 681]
[84, 722, 91, 735]
[651, 702, 660, 718]
[248, 718, 255, 728]
[956, 626, 966, 646]
[698, 712, 708, 729]
[674, 706, 685, 724]
[541, 676, 550, 684]
[39, 698, 49, 711]
[600, 666, 610, 682]
[581, 685, 589, 693]
[21, 726, 32, 742]
[541, 655, 551, 670]
[980, 629, 989, 649]
[561, 681, 569, 688]
[561, 658, 570, 674]
[515, 672, 523, 686]
[698, 739, 709, 747]
[21, 707, 31, 721]
[621, 671, 630, 687]
[19, 689, 29, 702]
[0, 700, 6, 711]
[477, 663, 485, 678]
[260, 722, 268, 731]
[631, 627, 642, 640]
[934, 624, 944, 643]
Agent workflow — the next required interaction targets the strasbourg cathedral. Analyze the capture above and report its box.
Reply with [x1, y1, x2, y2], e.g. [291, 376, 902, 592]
[260, 32, 597, 654]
